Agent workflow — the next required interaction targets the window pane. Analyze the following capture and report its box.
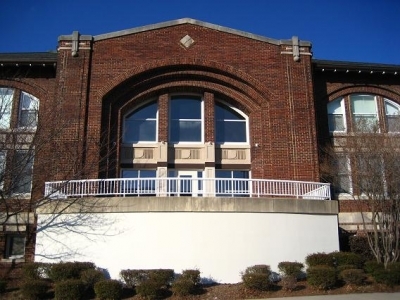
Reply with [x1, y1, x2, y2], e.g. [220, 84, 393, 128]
[327, 98, 345, 132]
[328, 115, 345, 132]
[215, 102, 247, 143]
[351, 95, 376, 114]
[124, 102, 157, 142]
[215, 170, 249, 196]
[0, 88, 14, 129]
[124, 119, 156, 142]
[327, 99, 343, 114]
[170, 96, 201, 119]
[12, 151, 33, 194]
[385, 101, 400, 132]
[169, 96, 202, 142]
[170, 120, 201, 142]
[19, 92, 38, 127]
[216, 120, 246, 143]
[7, 235, 25, 258]
[215, 103, 244, 120]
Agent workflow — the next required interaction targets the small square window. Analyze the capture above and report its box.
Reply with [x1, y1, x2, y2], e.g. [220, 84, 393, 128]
[5, 234, 25, 259]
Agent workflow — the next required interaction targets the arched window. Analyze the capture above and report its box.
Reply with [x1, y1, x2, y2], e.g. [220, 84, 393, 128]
[385, 99, 400, 132]
[327, 94, 400, 133]
[19, 92, 39, 128]
[169, 95, 202, 143]
[123, 101, 158, 143]
[215, 102, 248, 143]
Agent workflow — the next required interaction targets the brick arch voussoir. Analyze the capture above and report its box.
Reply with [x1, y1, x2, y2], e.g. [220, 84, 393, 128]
[327, 85, 400, 104]
[100, 58, 270, 109]
[118, 80, 259, 117]
[0, 79, 49, 101]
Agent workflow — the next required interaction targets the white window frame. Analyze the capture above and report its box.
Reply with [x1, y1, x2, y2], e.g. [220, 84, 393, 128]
[123, 100, 158, 144]
[384, 99, 400, 133]
[18, 92, 39, 128]
[327, 97, 346, 133]
[350, 94, 379, 132]
[215, 100, 249, 145]
[168, 94, 204, 144]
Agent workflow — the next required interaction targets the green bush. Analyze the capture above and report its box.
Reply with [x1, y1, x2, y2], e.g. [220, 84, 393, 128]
[349, 235, 374, 261]
[241, 265, 271, 291]
[372, 263, 400, 287]
[181, 269, 201, 285]
[244, 264, 271, 274]
[337, 264, 357, 276]
[94, 279, 123, 300]
[281, 275, 297, 291]
[120, 269, 174, 288]
[54, 279, 85, 300]
[307, 266, 337, 290]
[0, 280, 7, 294]
[20, 279, 49, 300]
[330, 251, 364, 268]
[80, 268, 106, 290]
[49, 261, 95, 282]
[135, 279, 163, 300]
[364, 260, 384, 274]
[171, 278, 196, 296]
[149, 269, 175, 287]
[120, 269, 146, 288]
[305, 252, 335, 267]
[278, 261, 304, 278]
[339, 269, 366, 285]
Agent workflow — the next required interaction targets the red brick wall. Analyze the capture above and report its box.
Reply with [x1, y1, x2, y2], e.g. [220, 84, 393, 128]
[52, 23, 319, 182]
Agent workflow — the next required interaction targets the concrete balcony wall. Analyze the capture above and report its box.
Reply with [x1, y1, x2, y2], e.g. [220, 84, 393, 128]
[35, 197, 339, 283]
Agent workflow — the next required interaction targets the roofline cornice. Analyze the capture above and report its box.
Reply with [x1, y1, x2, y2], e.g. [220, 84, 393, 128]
[313, 58, 400, 75]
[93, 18, 312, 47]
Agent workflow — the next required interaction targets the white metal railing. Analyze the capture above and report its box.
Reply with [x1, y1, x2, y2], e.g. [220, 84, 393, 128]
[44, 178, 331, 200]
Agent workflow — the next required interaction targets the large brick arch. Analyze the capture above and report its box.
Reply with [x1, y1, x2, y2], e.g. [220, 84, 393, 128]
[99, 61, 270, 178]
[100, 58, 272, 113]
[0, 79, 49, 101]
[327, 85, 400, 104]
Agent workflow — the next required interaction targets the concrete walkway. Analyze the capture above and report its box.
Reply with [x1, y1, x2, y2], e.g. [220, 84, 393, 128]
[256, 292, 400, 300]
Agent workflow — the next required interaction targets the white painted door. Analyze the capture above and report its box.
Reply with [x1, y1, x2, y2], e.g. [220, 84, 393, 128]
[169, 170, 200, 196]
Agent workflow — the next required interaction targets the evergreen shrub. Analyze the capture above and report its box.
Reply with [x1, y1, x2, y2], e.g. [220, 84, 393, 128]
[49, 261, 95, 282]
[281, 275, 297, 291]
[94, 279, 123, 300]
[54, 279, 85, 300]
[171, 278, 196, 296]
[305, 252, 335, 267]
[20, 279, 49, 300]
[135, 279, 163, 300]
[80, 268, 106, 290]
[339, 269, 366, 285]
[241, 265, 271, 291]
[278, 261, 304, 278]
[307, 266, 337, 290]
[330, 251, 364, 268]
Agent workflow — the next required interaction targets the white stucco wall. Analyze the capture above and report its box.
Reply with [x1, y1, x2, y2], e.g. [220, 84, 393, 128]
[35, 212, 339, 283]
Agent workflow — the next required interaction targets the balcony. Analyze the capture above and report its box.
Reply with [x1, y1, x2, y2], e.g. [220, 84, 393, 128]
[44, 178, 331, 200]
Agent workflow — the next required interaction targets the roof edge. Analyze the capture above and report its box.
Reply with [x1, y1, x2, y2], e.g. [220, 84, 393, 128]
[313, 58, 400, 71]
[93, 18, 311, 47]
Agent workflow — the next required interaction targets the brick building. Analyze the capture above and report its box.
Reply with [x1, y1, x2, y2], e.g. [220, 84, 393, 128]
[1, 19, 399, 282]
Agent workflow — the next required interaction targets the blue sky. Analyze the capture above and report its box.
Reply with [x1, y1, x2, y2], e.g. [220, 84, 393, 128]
[1, 0, 399, 64]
